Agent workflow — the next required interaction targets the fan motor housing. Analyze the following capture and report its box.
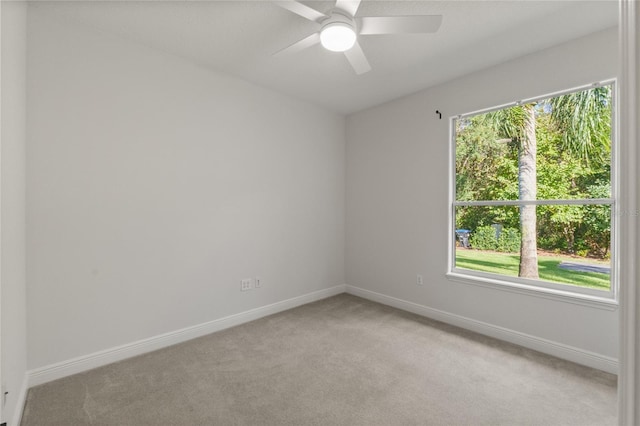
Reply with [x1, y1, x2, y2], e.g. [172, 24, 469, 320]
[321, 10, 357, 33]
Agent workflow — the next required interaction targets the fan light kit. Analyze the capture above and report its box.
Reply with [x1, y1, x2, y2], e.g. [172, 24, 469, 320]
[319, 12, 357, 52]
[273, 0, 443, 75]
[320, 23, 356, 52]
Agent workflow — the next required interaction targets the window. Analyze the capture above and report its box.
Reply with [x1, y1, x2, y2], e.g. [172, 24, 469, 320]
[448, 82, 616, 304]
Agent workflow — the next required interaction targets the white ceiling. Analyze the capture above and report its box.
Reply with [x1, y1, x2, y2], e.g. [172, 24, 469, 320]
[31, 0, 618, 114]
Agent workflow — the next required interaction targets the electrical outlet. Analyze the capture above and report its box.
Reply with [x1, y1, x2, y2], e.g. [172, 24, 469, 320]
[255, 276, 263, 288]
[240, 278, 253, 291]
[417, 274, 424, 286]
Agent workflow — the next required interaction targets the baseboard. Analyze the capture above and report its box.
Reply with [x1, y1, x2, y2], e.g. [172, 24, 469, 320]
[345, 285, 619, 374]
[27, 284, 346, 388]
[10, 374, 28, 426]
[24, 282, 617, 391]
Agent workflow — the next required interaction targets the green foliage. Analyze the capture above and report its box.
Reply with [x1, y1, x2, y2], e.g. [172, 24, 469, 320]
[497, 228, 521, 253]
[549, 86, 612, 164]
[455, 85, 613, 259]
[480, 104, 528, 144]
[455, 116, 518, 202]
[467, 225, 520, 253]
[469, 226, 499, 250]
[582, 181, 612, 258]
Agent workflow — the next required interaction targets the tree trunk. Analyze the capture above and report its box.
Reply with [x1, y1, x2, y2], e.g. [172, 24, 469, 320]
[563, 226, 575, 254]
[518, 104, 539, 278]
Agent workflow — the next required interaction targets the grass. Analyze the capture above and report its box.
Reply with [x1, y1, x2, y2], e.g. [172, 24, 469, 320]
[455, 249, 611, 291]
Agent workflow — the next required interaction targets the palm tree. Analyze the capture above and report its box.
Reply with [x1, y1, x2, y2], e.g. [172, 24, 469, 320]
[482, 103, 539, 278]
[550, 86, 612, 165]
[519, 103, 539, 278]
[482, 86, 611, 279]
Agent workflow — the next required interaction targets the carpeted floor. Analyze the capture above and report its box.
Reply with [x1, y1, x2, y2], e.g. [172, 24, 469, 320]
[21, 294, 617, 425]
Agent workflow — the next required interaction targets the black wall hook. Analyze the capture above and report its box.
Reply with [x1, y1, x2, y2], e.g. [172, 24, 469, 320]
[436, 110, 442, 119]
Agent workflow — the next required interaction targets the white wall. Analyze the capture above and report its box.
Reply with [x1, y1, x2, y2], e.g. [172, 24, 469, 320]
[346, 28, 619, 360]
[26, 12, 345, 369]
[636, 2, 640, 414]
[1, 1, 28, 425]
[635, 2, 640, 416]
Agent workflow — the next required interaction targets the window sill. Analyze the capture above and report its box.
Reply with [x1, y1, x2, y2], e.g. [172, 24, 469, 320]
[446, 271, 619, 311]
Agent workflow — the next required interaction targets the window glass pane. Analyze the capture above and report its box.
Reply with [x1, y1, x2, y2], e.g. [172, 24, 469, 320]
[455, 85, 612, 202]
[455, 117, 519, 201]
[454, 205, 611, 291]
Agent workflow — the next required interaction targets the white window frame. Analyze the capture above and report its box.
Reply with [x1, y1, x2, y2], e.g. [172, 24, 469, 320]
[446, 80, 619, 311]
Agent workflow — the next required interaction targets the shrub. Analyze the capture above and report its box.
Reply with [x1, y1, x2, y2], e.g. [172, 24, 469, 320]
[497, 228, 521, 253]
[469, 226, 498, 250]
[469, 225, 520, 252]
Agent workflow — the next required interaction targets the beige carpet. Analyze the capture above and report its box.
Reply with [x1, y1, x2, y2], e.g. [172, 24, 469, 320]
[21, 294, 617, 425]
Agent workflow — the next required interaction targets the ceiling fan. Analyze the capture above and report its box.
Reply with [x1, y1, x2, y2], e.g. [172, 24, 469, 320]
[273, 0, 443, 75]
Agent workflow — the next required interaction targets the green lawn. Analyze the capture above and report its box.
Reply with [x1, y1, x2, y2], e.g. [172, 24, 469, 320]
[455, 249, 610, 291]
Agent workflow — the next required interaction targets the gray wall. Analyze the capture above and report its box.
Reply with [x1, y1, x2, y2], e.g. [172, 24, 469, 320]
[1, 1, 28, 424]
[346, 28, 619, 360]
[26, 12, 346, 370]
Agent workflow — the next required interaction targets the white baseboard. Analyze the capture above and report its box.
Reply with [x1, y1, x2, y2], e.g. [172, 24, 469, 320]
[10, 374, 28, 426]
[24, 282, 617, 395]
[27, 285, 346, 388]
[345, 285, 618, 374]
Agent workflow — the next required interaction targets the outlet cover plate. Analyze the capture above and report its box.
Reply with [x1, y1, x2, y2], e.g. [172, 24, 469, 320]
[241, 278, 253, 291]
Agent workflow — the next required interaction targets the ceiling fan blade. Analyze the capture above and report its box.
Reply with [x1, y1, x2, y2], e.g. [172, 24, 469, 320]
[344, 41, 371, 75]
[273, 32, 321, 57]
[335, 0, 362, 16]
[274, 1, 327, 22]
[358, 15, 443, 35]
